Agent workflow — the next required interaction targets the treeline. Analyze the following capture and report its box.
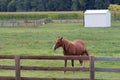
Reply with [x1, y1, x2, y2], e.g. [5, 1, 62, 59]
[0, 0, 120, 12]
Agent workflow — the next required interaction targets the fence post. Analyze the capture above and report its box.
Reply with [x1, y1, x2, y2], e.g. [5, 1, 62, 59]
[89, 56, 95, 80]
[15, 55, 21, 80]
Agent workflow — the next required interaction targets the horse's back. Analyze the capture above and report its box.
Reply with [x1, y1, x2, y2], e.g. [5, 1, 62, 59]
[72, 39, 87, 54]
[72, 39, 85, 46]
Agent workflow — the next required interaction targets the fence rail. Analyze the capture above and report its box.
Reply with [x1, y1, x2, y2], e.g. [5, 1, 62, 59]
[0, 19, 45, 27]
[0, 55, 120, 80]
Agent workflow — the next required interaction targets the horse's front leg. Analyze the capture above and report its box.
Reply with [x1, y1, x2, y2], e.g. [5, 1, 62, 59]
[64, 59, 67, 73]
[71, 59, 75, 73]
[71, 59, 74, 67]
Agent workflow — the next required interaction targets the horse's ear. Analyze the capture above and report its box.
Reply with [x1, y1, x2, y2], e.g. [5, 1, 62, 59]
[60, 37, 63, 40]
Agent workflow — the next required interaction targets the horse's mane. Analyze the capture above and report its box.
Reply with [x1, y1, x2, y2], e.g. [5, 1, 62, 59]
[62, 38, 72, 52]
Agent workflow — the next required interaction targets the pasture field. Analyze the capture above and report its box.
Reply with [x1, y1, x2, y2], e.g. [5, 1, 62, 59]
[0, 22, 120, 79]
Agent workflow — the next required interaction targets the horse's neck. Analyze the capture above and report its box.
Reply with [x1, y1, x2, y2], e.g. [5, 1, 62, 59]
[62, 39, 71, 52]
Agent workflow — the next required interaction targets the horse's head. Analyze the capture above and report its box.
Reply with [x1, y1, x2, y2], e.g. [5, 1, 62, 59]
[53, 37, 63, 50]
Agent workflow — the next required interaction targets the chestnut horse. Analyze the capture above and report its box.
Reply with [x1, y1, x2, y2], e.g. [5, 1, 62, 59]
[53, 37, 89, 69]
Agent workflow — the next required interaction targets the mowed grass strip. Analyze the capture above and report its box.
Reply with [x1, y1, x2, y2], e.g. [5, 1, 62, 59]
[0, 11, 83, 19]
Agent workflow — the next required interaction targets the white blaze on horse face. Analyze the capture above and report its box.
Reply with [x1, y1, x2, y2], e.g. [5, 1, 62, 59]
[53, 42, 57, 50]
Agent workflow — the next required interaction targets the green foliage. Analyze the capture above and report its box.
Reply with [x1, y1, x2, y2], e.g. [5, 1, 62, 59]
[109, 4, 120, 12]
[0, 0, 120, 11]
[94, 0, 110, 9]
[7, 0, 16, 12]
[109, 4, 120, 20]
[0, 12, 83, 19]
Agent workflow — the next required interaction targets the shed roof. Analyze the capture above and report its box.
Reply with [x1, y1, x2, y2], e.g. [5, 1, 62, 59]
[85, 10, 109, 14]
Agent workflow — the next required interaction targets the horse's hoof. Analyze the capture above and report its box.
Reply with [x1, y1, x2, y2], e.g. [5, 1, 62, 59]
[64, 71, 66, 74]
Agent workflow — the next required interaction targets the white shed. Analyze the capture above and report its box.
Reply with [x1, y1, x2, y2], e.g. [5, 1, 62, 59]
[84, 10, 111, 27]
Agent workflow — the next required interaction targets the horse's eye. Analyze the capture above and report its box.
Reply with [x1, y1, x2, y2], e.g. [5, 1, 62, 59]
[57, 42, 60, 44]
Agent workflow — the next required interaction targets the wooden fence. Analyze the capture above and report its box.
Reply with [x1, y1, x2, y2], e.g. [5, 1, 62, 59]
[0, 55, 120, 80]
[0, 19, 45, 27]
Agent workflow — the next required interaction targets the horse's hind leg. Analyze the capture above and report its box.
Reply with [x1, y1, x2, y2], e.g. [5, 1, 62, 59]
[71, 59, 75, 73]
[79, 60, 83, 67]
[64, 59, 67, 73]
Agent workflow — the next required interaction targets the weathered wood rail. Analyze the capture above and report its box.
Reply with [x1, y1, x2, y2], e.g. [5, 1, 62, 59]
[0, 55, 120, 80]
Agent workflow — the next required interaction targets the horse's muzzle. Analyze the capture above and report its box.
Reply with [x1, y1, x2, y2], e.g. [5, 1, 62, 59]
[53, 44, 57, 51]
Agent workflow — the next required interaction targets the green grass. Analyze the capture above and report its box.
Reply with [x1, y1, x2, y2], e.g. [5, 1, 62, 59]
[0, 22, 120, 79]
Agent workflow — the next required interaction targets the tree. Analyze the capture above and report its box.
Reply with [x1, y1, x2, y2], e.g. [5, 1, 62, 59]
[23, 0, 31, 11]
[58, 0, 72, 11]
[94, 0, 110, 9]
[109, 0, 120, 4]
[78, 0, 86, 11]
[16, 0, 24, 11]
[85, 0, 95, 10]
[71, 0, 79, 11]
[46, 0, 58, 11]
[35, 0, 46, 11]
[0, 0, 120, 12]
[45, 0, 71, 11]
[0, 0, 10, 11]
[109, 4, 120, 20]
[7, 0, 16, 12]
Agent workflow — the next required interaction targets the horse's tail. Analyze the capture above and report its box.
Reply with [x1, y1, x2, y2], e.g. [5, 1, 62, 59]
[83, 50, 94, 67]
[84, 49, 89, 56]
[81, 50, 89, 67]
